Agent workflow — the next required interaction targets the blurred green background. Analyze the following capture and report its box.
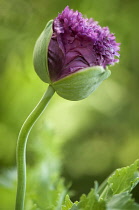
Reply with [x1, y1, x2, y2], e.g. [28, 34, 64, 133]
[0, 0, 139, 209]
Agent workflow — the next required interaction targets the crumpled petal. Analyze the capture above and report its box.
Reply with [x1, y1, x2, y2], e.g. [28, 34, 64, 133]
[48, 6, 120, 81]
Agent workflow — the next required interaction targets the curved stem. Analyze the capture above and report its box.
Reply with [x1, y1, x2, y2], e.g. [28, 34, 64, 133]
[15, 85, 55, 210]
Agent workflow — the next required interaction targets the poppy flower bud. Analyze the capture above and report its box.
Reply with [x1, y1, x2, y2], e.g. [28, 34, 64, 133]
[33, 6, 120, 101]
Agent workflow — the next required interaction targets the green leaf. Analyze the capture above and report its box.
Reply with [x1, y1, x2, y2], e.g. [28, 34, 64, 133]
[77, 189, 106, 210]
[70, 204, 79, 210]
[62, 195, 74, 210]
[33, 20, 53, 83]
[52, 66, 111, 101]
[107, 160, 139, 196]
[107, 192, 139, 210]
[61, 189, 106, 210]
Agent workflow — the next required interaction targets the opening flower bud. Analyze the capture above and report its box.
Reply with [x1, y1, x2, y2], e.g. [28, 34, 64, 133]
[33, 6, 120, 101]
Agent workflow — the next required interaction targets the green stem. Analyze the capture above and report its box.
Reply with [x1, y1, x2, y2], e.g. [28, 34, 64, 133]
[15, 85, 55, 210]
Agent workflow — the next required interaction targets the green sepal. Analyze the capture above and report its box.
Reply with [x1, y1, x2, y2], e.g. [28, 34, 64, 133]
[52, 66, 111, 101]
[33, 20, 53, 83]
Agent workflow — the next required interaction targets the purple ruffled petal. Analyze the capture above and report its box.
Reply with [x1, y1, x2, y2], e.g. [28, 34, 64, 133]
[48, 6, 120, 81]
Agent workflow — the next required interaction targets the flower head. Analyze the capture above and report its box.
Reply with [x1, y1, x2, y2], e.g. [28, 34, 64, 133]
[33, 6, 120, 101]
[48, 6, 120, 81]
